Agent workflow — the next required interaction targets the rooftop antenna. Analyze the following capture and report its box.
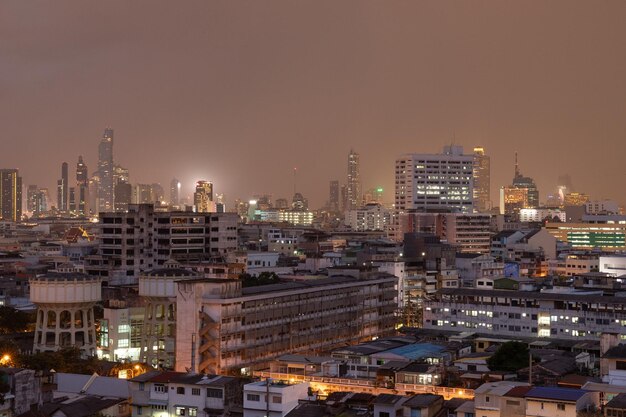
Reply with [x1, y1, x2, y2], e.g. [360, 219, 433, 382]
[293, 167, 297, 194]
[515, 151, 520, 178]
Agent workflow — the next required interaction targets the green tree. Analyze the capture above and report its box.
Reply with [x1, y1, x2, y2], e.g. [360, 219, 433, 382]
[240, 272, 280, 287]
[0, 307, 32, 334]
[487, 341, 531, 372]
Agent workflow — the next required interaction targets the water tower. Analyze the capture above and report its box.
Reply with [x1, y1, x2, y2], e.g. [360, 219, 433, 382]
[30, 264, 102, 356]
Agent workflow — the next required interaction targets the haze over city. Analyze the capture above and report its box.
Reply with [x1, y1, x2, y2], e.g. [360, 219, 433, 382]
[3, 1, 626, 207]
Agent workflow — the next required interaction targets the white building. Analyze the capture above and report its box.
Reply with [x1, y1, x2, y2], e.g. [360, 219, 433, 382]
[519, 208, 566, 223]
[395, 145, 473, 218]
[98, 304, 144, 362]
[586, 200, 620, 215]
[599, 255, 626, 277]
[243, 380, 309, 417]
[344, 203, 391, 231]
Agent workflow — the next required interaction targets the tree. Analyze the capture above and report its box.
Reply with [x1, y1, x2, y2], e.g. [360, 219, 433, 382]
[0, 307, 32, 334]
[487, 341, 530, 372]
[240, 272, 281, 287]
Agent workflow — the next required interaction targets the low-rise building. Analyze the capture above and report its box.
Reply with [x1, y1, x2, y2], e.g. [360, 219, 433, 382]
[243, 380, 309, 417]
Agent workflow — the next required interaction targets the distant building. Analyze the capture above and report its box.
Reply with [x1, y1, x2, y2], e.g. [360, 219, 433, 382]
[194, 180, 215, 213]
[473, 147, 491, 212]
[519, 208, 566, 222]
[170, 178, 180, 206]
[76, 155, 89, 215]
[97, 128, 115, 213]
[347, 149, 361, 211]
[564, 192, 590, 207]
[329, 180, 340, 212]
[0, 169, 22, 222]
[587, 200, 620, 215]
[345, 203, 391, 231]
[57, 162, 69, 212]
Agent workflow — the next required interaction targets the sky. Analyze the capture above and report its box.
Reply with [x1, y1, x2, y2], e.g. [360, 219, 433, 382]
[2, 1, 626, 208]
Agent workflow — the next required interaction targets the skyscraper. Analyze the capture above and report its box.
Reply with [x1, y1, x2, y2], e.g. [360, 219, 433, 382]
[76, 156, 88, 215]
[27, 185, 39, 213]
[472, 147, 490, 212]
[170, 178, 180, 206]
[347, 149, 361, 211]
[0, 169, 22, 222]
[511, 152, 539, 208]
[97, 128, 114, 213]
[57, 162, 68, 212]
[194, 181, 215, 213]
[329, 180, 339, 212]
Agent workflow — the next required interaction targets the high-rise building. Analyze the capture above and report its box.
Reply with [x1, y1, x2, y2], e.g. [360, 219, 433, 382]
[27, 185, 39, 213]
[57, 162, 68, 212]
[472, 147, 490, 212]
[114, 180, 132, 212]
[511, 152, 539, 208]
[363, 187, 384, 205]
[170, 178, 180, 206]
[499, 186, 530, 215]
[347, 149, 361, 211]
[329, 180, 339, 212]
[76, 156, 88, 215]
[97, 128, 114, 213]
[194, 181, 215, 213]
[395, 145, 474, 215]
[0, 169, 22, 222]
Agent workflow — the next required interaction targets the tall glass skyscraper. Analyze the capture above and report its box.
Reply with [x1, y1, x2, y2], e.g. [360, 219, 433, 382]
[472, 147, 491, 212]
[347, 149, 361, 211]
[97, 128, 114, 212]
[0, 169, 22, 222]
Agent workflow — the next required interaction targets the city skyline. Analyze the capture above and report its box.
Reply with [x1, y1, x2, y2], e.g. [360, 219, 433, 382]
[2, 1, 626, 208]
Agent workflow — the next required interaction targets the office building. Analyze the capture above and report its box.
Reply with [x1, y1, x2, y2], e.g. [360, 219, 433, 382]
[97, 128, 115, 213]
[499, 186, 529, 216]
[194, 180, 215, 213]
[395, 145, 474, 216]
[57, 162, 69, 212]
[170, 178, 180, 206]
[175, 271, 398, 375]
[545, 215, 626, 251]
[511, 153, 539, 208]
[519, 208, 566, 223]
[347, 149, 361, 211]
[587, 200, 621, 215]
[329, 180, 340, 212]
[0, 169, 22, 222]
[472, 147, 490, 212]
[26, 185, 39, 213]
[76, 155, 88, 215]
[114, 180, 132, 212]
[564, 192, 590, 207]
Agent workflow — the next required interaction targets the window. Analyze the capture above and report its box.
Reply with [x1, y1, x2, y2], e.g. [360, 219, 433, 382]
[191, 388, 200, 396]
[557, 404, 565, 411]
[272, 396, 282, 404]
[410, 408, 421, 417]
[118, 338, 129, 348]
[177, 387, 185, 394]
[617, 361, 626, 370]
[207, 388, 223, 398]
[118, 324, 130, 333]
[464, 413, 474, 417]
[139, 382, 145, 391]
[189, 408, 198, 417]
[176, 407, 186, 416]
[380, 413, 390, 417]
[137, 405, 143, 415]
[485, 396, 490, 403]
[247, 393, 260, 402]
[154, 384, 166, 393]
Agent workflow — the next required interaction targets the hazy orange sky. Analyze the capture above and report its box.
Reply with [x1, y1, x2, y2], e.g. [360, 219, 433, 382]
[2, 1, 626, 207]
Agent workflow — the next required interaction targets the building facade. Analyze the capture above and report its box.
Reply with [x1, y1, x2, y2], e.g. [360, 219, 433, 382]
[472, 147, 490, 212]
[0, 169, 22, 222]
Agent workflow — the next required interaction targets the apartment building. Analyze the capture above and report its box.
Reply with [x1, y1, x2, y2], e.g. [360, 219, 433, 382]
[424, 287, 626, 341]
[243, 380, 309, 417]
[174, 272, 398, 375]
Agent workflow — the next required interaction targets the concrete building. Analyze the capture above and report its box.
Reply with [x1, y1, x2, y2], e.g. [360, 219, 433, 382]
[98, 303, 144, 363]
[88, 204, 238, 282]
[174, 272, 398, 375]
[424, 287, 626, 341]
[549, 254, 599, 277]
[395, 146, 473, 215]
[30, 266, 102, 356]
[139, 261, 199, 369]
[587, 200, 621, 215]
[195, 180, 215, 213]
[344, 203, 391, 231]
[96, 128, 115, 213]
[473, 381, 530, 417]
[599, 256, 626, 277]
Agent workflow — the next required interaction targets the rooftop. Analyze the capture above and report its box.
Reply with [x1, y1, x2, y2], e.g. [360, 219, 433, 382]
[525, 386, 588, 402]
